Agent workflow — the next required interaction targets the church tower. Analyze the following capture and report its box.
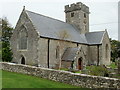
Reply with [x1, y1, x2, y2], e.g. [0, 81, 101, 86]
[65, 2, 90, 34]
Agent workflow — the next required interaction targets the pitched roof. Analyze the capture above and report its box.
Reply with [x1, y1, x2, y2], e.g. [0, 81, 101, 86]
[25, 10, 105, 45]
[62, 47, 79, 61]
[85, 31, 105, 45]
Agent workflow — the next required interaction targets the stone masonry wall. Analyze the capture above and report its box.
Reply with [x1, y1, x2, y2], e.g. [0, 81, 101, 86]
[65, 2, 89, 34]
[88, 46, 98, 65]
[61, 61, 72, 69]
[10, 9, 39, 66]
[101, 31, 111, 65]
[49, 39, 77, 69]
[1, 62, 120, 89]
[38, 38, 48, 68]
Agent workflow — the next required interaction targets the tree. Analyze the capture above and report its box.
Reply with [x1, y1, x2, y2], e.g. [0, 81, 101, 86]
[1, 17, 13, 62]
[110, 39, 120, 62]
[0, 18, 2, 61]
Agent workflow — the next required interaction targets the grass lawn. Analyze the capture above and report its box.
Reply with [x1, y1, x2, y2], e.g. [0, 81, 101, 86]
[1, 70, 88, 88]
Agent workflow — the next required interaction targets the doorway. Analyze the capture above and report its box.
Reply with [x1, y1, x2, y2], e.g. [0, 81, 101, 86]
[78, 57, 82, 70]
[21, 56, 25, 64]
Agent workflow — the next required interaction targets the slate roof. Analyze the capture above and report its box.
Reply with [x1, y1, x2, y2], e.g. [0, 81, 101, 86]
[62, 48, 79, 61]
[26, 10, 105, 45]
[85, 31, 105, 45]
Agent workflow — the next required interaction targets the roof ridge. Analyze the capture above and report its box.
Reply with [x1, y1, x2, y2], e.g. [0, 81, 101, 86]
[86, 31, 105, 34]
[100, 31, 106, 43]
[26, 10, 68, 25]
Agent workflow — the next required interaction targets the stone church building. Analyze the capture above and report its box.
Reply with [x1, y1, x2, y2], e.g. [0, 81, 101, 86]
[10, 2, 111, 70]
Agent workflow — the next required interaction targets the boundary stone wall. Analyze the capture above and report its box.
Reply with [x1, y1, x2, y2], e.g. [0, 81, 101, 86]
[0, 62, 120, 89]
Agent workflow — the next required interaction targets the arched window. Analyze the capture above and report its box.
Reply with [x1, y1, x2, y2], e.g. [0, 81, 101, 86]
[18, 28, 28, 50]
[106, 44, 109, 58]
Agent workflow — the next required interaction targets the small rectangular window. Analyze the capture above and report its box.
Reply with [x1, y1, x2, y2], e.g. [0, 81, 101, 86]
[71, 12, 74, 17]
[84, 13, 86, 18]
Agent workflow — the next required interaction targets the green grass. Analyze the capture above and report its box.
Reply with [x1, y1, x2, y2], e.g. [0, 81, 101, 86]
[108, 62, 117, 69]
[59, 68, 69, 71]
[1, 70, 84, 88]
[75, 71, 82, 73]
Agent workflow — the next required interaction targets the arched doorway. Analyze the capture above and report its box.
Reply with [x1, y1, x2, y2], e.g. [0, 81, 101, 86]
[21, 56, 25, 64]
[78, 57, 82, 70]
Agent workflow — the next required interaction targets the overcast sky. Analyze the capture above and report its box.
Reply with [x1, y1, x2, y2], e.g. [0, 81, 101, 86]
[0, 0, 119, 40]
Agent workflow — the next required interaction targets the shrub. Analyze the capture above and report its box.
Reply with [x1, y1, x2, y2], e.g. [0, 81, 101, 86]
[108, 62, 117, 69]
[85, 65, 109, 76]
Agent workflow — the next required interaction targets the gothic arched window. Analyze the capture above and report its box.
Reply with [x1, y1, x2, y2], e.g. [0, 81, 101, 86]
[18, 28, 28, 50]
[105, 44, 109, 58]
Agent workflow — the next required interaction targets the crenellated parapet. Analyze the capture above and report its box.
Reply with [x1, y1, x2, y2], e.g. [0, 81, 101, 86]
[65, 2, 89, 14]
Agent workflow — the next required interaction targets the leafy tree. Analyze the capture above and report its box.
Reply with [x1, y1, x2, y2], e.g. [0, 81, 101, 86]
[1, 17, 13, 62]
[0, 18, 2, 61]
[110, 39, 120, 62]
